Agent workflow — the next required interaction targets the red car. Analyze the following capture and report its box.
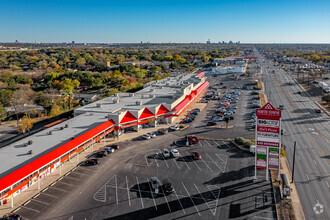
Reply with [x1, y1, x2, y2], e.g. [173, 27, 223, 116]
[191, 151, 201, 160]
[188, 135, 199, 144]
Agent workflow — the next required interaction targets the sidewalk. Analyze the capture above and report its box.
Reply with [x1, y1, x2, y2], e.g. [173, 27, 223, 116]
[0, 88, 209, 217]
[280, 156, 306, 220]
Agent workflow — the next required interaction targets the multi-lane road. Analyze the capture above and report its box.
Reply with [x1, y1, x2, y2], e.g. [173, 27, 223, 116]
[255, 47, 330, 220]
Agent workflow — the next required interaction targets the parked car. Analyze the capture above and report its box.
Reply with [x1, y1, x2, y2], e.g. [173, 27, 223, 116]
[85, 158, 100, 165]
[157, 128, 168, 135]
[170, 149, 180, 158]
[1, 213, 22, 220]
[151, 177, 161, 195]
[191, 151, 201, 160]
[148, 132, 156, 138]
[103, 147, 115, 154]
[162, 179, 174, 195]
[188, 135, 199, 144]
[169, 125, 179, 131]
[96, 150, 108, 157]
[142, 134, 151, 140]
[207, 121, 217, 126]
[315, 109, 321, 113]
[163, 149, 171, 158]
[279, 105, 284, 110]
[107, 144, 119, 150]
[251, 91, 259, 95]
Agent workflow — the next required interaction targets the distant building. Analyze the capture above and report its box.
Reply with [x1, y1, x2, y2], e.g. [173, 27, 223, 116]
[72, 41, 75, 45]
[222, 41, 226, 44]
[206, 39, 211, 44]
[229, 40, 233, 44]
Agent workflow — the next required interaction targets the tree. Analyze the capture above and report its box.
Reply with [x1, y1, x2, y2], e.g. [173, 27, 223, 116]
[0, 104, 6, 121]
[11, 85, 35, 126]
[16, 115, 33, 133]
[49, 104, 62, 118]
[224, 116, 231, 128]
[322, 94, 330, 105]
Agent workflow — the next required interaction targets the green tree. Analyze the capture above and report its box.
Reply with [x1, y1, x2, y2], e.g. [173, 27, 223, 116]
[322, 94, 330, 105]
[0, 104, 7, 121]
[49, 104, 62, 118]
[16, 115, 33, 133]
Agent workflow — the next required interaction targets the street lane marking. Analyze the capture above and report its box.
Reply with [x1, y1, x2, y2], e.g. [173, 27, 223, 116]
[181, 182, 201, 216]
[325, 181, 329, 188]
[125, 176, 131, 206]
[115, 175, 118, 204]
[313, 160, 317, 166]
[136, 177, 144, 208]
[173, 188, 185, 214]
[147, 178, 157, 210]
[297, 155, 301, 160]
[306, 174, 310, 181]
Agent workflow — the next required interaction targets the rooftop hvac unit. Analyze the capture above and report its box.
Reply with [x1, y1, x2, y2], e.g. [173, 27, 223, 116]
[48, 131, 52, 135]
[129, 93, 135, 97]
[136, 101, 143, 106]
[150, 94, 156, 98]
[65, 124, 69, 128]
[160, 86, 163, 89]
[104, 115, 108, 118]
[150, 88, 155, 92]
[28, 140, 33, 145]
[96, 103, 103, 108]
[60, 127, 64, 130]
[114, 98, 120, 103]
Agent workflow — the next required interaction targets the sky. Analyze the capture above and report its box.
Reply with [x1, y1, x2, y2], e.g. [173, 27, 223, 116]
[1, 0, 330, 43]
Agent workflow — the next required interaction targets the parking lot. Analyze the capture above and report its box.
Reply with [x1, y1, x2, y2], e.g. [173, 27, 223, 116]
[16, 137, 276, 220]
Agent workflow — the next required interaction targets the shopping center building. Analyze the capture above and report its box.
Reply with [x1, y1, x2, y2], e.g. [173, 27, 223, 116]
[0, 71, 208, 206]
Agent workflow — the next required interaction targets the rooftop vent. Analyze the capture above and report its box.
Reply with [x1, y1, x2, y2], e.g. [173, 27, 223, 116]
[47, 131, 52, 135]
[149, 94, 156, 98]
[28, 140, 33, 145]
[136, 101, 143, 106]
[96, 103, 103, 108]
[129, 93, 135, 97]
[150, 88, 155, 92]
[65, 124, 69, 128]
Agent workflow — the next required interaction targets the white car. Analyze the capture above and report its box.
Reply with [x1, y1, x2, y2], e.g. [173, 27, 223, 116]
[142, 134, 151, 140]
[171, 149, 180, 158]
[163, 149, 171, 158]
[169, 125, 179, 131]
[150, 177, 160, 195]
[224, 111, 233, 116]
[148, 132, 156, 138]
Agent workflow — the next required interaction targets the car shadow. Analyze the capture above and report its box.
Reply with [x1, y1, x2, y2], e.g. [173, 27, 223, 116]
[176, 155, 194, 162]
[130, 182, 166, 199]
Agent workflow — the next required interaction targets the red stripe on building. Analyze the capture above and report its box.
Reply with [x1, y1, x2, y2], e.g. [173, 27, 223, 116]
[156, 105, 170, 115]
[120, 111, 138, 124]
[196, 72, 204, 78]
[0, 120, 115, 193]
[139, 108, 155, 120]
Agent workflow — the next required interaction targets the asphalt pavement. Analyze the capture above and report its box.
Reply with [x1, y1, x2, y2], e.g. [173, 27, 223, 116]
[255, 47, 330, 220]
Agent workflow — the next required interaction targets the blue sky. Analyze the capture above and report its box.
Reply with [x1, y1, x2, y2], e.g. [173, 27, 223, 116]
[1, 0, 329, 43]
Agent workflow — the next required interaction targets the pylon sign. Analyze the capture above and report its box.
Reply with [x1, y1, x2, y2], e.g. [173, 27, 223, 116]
[255, 102, 281, 179]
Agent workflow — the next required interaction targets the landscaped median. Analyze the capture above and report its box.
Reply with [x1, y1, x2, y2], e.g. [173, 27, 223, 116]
[234, 137, 255, 149]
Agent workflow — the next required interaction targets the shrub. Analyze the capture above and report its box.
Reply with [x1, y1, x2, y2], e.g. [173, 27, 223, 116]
[243, 141, 253, 149]
[179, 125, 184, 128]
[235, 137, 245, 145]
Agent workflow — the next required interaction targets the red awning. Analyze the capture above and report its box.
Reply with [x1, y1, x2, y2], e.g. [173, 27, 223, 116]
[196, 81, 209, 94]
[139, 108, 155, 120]
[173, 98, 190, 113]
[196, 72, 204, 78]
[120, 111, 138, 124]
[0, 120, 115, 193]
[156, 105, 170, 115]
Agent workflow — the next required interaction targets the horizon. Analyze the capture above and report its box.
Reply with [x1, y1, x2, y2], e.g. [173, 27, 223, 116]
[1, 0, 330, 44]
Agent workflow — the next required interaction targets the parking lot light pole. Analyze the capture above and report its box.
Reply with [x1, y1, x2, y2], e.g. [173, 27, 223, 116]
[291, 141, 296, 183]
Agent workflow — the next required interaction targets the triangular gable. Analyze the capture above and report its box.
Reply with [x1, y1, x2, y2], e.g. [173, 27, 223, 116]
[139, 108, 155, 120]
[156, 104, 170, 115]
[261, 102, 276, 110]
[120, 111, 138, 124]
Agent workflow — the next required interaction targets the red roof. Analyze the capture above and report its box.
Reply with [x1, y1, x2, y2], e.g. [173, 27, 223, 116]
[0, 120, 115, 193]
[120, 111, 138, 124]
[139, 108, 154, 120]
[196, 72, 204, 78]
[156, 105, 170, 115]
[196, 81, 209, 94]
[173, 98, 190, 113]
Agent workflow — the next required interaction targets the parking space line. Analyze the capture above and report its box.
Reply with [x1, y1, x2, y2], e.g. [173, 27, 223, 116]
[41, 192, 58, 198]
[136, 177, 144, 208]
[20, 205, 41, 213]
[186, 152, 202, 171]
[200, 157, 214, 173]
[180, 156, 191, 170]
[159, 152, 169, 168]
[204, 140, 212, 147]
[193, 183, 215, 215]
[213, 140, 220, 148]
[56, 181, 75, 187]
[147, 178, 157, 210]
[32, 199, 51, 206]
[115, 175, 118, 204]
[222, 140, 232, 149]
[163, 190, 172, 212]
[173, 188, 185, 214]
[216, 154, 228, 172]
[50, 186, 67, 192]
[205, 153, 222, 170]
[172, 156, 181, 169]
[181, 182, 201, 216]
[125, 176, 131, 206]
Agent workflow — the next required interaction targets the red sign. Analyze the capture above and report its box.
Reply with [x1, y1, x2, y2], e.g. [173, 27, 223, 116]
[257, 141, 280, 148]
[256, 102, 281, 119]
[257, 126, 279, 133]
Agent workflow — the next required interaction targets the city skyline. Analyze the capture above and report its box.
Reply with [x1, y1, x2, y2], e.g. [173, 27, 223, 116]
[1, 0, 330, 43]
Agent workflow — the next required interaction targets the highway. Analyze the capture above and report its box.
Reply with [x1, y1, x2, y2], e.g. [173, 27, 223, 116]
[255, 47, 330, 220]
